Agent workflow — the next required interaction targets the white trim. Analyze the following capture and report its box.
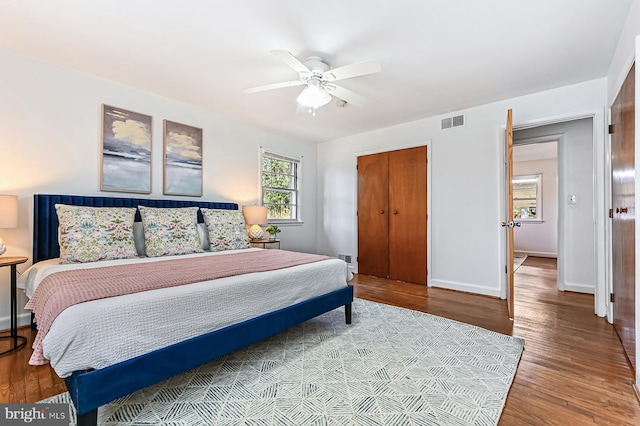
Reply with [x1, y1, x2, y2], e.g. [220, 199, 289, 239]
[513, 250, 557, 258]
[430, 279, 501, 298]
[260, 147, 302, 163]
[352, 140, 432, 286]
[606, 104, 614, 324]
[563, 282, 595, 294]
[0, 312, 30, 332]
[556, 134, 567, 292]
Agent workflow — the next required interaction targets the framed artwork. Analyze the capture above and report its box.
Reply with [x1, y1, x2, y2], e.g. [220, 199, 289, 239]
[163, 120, 203, 197]
[100, 104, 152, 194]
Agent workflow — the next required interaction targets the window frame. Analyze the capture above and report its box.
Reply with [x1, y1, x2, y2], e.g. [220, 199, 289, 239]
[512, 173, 542, 223]
[260, 149, 302, 224]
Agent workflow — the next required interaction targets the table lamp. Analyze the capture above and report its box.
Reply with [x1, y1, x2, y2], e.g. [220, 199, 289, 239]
[242, 205, 268, 240]
[0, 195, 18, 256]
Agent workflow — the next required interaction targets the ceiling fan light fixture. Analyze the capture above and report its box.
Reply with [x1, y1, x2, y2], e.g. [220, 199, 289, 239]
[296, 81, 332, 109]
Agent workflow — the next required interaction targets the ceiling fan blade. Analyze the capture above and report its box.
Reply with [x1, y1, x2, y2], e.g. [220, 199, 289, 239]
[243, 80, 305, 94]
[270, 50, 311, 74]
[323, 60, 382, 82]
[325, 84, 370, 108]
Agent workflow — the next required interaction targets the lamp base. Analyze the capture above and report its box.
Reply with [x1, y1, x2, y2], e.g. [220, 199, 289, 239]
[248, 224, 264, 240]
[0, 236, 5, 256]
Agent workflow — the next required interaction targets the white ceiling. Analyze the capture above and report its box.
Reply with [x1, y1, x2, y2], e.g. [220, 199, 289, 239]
[513, 141, 558, 163]
[0, 1, 633, 143]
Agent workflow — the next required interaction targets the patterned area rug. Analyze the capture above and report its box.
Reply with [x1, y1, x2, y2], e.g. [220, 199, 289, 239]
[42, 299, 524, 425]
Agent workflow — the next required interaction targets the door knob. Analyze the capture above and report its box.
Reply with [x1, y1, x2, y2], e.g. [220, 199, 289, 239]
[393, 210, 398, 215]
[620, 207, 628, 214]
[379, 210, 385, 214]
[501, 221, 519, 228]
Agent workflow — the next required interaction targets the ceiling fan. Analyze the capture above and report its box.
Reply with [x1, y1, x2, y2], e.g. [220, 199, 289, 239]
[244, 50, 382, 115]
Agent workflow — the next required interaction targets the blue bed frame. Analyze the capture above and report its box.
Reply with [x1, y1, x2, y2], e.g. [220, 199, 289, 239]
[32, 194, 354, 426]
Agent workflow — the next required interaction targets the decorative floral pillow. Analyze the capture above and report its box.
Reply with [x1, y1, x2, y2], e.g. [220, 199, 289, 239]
[201, 208, 250, 251]
[56, 204, 138, 264]
[138, 206, 203, 257]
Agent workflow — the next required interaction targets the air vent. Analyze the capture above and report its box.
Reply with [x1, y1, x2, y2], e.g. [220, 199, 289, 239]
[441, 114, 465, 129]
[338, 254, 352, 264]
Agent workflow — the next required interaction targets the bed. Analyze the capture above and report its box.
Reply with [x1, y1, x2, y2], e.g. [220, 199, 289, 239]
[24, 194, 353, 426]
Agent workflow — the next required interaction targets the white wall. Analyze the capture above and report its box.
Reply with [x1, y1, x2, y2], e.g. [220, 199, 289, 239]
[317, 78, 607, 301]
[608, 0, 640, 104]
[0, 48, 318, 329]
[513, 158, 558, 258]
[634, 33, 640, 392]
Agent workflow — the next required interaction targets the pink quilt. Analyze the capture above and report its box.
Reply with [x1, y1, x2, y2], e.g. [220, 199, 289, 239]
[26, 250, 332, 365]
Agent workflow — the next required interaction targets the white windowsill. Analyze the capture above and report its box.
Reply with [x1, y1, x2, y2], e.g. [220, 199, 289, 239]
[268, 221, 304, 226]
[517, 220, 544, 224]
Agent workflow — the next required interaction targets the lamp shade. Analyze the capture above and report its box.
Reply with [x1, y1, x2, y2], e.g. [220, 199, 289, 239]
[296, 83, 332, 108]
[0, 195, 18, 229]
[242, 205, 268, 226]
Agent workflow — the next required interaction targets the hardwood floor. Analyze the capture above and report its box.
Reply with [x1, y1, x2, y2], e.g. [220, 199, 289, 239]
[1, 256, 638, 425]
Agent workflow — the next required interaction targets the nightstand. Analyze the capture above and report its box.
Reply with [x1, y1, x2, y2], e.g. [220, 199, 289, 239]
[250, 239, 281, 249]
[0, 256, 28, 356]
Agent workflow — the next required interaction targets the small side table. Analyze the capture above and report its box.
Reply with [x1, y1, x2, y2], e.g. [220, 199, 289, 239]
[0, 256, 28, 356]
[250, 239, 281, 249]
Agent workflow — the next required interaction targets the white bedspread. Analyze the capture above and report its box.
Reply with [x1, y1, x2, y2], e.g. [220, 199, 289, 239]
[19, 249, 352, 378]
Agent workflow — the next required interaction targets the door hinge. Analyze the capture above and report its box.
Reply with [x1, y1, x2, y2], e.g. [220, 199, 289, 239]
[610, 293, 615, 303]
[505, 265, 508, 274]
[609, 124, 614, 134]
[609, 208, 613, 218]
[426, 214, 428, 220]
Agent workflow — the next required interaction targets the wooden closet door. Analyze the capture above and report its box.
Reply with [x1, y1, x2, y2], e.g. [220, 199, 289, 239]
[389, 146, 427, 284]
[357, 152, 389, 278]
[611, 63, 635, 370]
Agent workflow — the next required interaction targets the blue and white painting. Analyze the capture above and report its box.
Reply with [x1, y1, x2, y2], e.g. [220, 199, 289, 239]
[101, 105, 152, 193]
[163, 120, 203, 197]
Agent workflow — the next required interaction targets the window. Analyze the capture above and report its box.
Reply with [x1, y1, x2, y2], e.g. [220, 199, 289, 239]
[513, 174, 542, 221]
[261, 150, 300, 222]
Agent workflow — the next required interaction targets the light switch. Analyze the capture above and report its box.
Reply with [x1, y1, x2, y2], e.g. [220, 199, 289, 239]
[568, 195, 576, 205]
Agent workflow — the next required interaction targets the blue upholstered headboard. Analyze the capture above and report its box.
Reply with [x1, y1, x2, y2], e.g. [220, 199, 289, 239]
[33, 194, 238, 263]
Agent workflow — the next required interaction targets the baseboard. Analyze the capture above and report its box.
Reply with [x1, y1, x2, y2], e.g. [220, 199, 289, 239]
[563, 282, 595, 294]
[0, 312, 31, 332]
[430, 279, 501, 298]
[513, 250, 557, 258]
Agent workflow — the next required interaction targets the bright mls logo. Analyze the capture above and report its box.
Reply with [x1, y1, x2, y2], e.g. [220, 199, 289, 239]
[0, 404, 68, 425]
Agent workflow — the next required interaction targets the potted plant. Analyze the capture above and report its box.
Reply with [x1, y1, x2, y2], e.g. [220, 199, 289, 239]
[265, 224, 281, 240]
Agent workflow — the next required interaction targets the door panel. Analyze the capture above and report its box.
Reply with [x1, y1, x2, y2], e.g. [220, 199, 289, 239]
[357, 152, 389, 278]
[506, 109, 515, 319]
[389, 146, 427, 284]
[611, 63, 635, 370]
